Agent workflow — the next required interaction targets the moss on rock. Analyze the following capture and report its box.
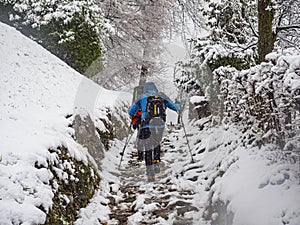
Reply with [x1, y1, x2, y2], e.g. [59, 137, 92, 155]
[43, 146, 100, 225]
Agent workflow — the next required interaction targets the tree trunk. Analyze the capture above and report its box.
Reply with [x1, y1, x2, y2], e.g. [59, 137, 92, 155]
[257, 0, 276, 63]
[139, 64, 148, 86]
[138, 39, 153, 86]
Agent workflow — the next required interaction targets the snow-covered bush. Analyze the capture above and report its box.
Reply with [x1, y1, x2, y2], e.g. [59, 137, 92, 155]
[215, 48, 300, 150]
[174, 53, 222, 120]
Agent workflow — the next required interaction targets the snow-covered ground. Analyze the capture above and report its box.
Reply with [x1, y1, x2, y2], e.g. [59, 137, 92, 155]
[0, 22, 129, 224]
[172, 123, 300, 225]
[77, 120, 300, 225]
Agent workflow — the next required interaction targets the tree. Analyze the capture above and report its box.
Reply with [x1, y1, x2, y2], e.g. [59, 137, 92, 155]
[258, 0, 300, 62]
[273, 0, 300, 48]
[92, 0, 209, 90]
[0, 0, 109, 74]
[182, 0, 258, 73]
[257, 0, 275, 63]
[175, 0, 300, 95]
[95, 0, 178, 89]
[174, 0, 258, 117]
[174, 0, 300, 150]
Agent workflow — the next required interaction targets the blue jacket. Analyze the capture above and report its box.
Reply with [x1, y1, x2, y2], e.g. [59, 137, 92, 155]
[128, 82, 180, 128]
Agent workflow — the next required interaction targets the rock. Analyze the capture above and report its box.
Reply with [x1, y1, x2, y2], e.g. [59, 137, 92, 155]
[189, 96, 211, 121]
[173, 219, 194, 225]
[72, 114, 105, 168]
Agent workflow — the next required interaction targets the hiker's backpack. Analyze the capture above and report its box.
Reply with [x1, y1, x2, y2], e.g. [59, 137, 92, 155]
[144, 95, 166, 125]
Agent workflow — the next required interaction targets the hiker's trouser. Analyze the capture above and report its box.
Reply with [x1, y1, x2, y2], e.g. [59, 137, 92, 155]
[150, 126, 164, 162]
[138, 127, 164, 175]
[136, 128, 143, 160]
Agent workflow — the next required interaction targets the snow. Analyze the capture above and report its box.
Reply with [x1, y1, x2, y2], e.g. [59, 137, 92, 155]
[0, 22, 129, 224]
[80, 114, 299, 225]
[267, 48, 300, 91]
[190, 95, 207, 104]
[219, 147, 300, 225]
[266, 52, 279, 62]
[74, 192, 110, 225]
[1, 20, 300, 225]
[184, 124, 300, 225]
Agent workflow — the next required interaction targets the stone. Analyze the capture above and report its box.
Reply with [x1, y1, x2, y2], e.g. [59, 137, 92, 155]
[72, 114, 105, 168]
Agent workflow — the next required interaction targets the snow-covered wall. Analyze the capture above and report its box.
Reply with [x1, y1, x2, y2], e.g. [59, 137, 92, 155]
[0, 22, 130, 224]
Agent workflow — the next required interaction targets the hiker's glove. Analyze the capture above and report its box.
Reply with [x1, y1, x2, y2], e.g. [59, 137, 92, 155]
[133, 124, 137, 130]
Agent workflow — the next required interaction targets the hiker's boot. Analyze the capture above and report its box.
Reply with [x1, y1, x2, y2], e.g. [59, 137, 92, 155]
[146, 165, 155, 182]
[147, 175, 155, 182]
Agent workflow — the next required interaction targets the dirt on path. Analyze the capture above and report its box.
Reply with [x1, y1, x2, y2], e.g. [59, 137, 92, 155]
[107, 127, 201, 225]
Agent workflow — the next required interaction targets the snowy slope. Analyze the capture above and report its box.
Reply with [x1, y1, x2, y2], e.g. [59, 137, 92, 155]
[0, 22, 130, 224]
[171, 122, 300, 225]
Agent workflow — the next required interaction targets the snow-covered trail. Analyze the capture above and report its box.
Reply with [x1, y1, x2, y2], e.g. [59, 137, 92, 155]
[103, 125, 207, 225]
[78, 117, 300, 225]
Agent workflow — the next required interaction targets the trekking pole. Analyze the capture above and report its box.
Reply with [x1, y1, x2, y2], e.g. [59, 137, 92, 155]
[180, 115, 195, 163]
[118, 128, 134, 169]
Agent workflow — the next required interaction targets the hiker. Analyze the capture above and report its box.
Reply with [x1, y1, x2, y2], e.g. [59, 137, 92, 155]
[128, 82, 180, 182]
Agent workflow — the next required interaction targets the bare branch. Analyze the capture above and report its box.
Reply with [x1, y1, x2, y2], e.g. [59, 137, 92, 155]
[276, 24, 300, 33]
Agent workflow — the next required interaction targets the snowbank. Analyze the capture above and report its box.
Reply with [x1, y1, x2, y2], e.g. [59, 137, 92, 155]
[0, 22, 129, 224]
[172, 121, 300, 225]
[219, 146, 300, 225]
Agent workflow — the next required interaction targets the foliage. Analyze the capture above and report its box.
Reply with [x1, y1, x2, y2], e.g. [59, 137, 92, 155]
[188, 0, 300, 67]
[197, 0, 258, 67]
[174, 0, 257, 103]
[174, 54, 222, 118]
[175, 0, 300, 125]
[0, 0, 108, 74]
[272, 0, 300, 48]
[175, 57, 204, 96]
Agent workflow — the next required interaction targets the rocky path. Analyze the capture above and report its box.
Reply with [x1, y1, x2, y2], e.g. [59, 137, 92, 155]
[107, 126, 204, 225]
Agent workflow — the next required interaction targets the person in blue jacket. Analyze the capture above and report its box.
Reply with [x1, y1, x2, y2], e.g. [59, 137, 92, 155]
[128, 82, 180, 182]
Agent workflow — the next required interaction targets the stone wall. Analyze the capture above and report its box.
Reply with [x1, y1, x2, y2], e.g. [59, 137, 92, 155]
[72, 114, 105, 168]
[188, 96, 211, 121]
